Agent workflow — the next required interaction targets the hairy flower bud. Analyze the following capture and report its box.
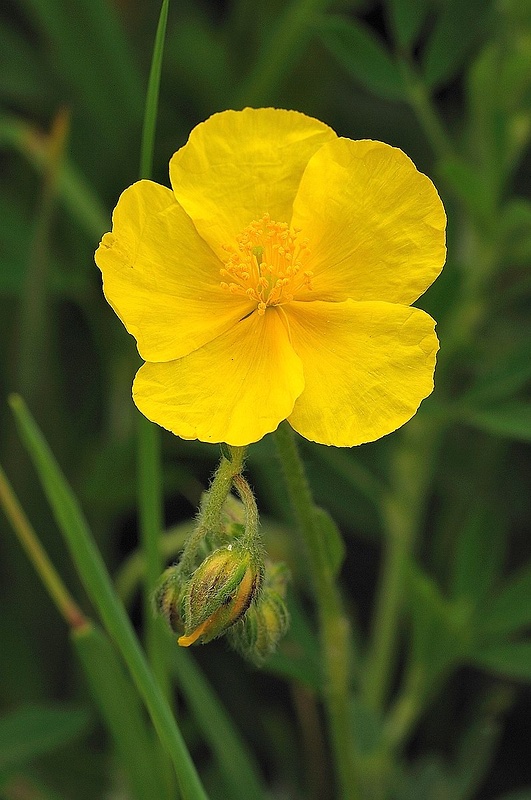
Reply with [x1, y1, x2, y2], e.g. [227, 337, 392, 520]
[229, 589, 290, 665]
[228, 561, 290, 664]
[178, 546, 263, 647]
[152, 566, 187, 635]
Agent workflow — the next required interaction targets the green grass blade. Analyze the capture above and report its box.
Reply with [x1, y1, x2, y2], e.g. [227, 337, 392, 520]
[140, 0, 170, 180]
[72, 621, 169, 800]
[9, 395, 209, 800]
[136, 0, 173, 747]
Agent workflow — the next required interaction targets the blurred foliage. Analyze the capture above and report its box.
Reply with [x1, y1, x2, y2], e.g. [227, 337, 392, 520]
[0, 0, 530, 798]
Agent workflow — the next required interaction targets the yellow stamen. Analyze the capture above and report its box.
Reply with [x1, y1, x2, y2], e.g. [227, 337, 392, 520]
[220, 214, 312, 312]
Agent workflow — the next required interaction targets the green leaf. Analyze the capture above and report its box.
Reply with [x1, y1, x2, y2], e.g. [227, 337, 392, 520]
[461, 403, 531, 442]
[0, 22, 48, 104]
[406, 564, 470, 689]
[0, 705, 90, 770]
[472, 642, 531, 682]
[450, 500, 506, 606]
[18, 0, 142, 129]
[388, 0, 431, 50]
[350, 696, 384, 757]
[452, 689, 509, 800]
[0, 770, 67, 799]
[318, 15, 407, 101]
[264, 596, 321, 691]
[422, 0, 493, 88]
[0, 113, 108, 242]
[480, 564, 531, 638]
[395, 755, 453, 800]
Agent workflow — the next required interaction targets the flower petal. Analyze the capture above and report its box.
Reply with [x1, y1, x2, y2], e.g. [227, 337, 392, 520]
[133, 308, 304, 446]
[291, 139, 446, 304]
[95, 180, 253, 362]
[285, 300, 439, 446]
[169, 108, 336, 259]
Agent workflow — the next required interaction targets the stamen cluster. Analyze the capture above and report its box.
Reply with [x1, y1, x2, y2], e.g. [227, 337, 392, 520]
[220, 213, 312, 314]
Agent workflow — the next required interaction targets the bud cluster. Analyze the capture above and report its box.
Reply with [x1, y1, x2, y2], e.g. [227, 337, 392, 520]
[153, 473, 290, 664]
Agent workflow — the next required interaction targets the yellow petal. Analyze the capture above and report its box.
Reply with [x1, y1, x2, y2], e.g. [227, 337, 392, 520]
[285, 300, 439, 446]
[291, 139, 446, 304]
[133, 308, 304, 446]
[95, 180, 253, 361]
[169, 108, 336, 259]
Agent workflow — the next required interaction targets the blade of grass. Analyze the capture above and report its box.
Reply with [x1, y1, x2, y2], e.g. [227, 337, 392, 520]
[136, 0, 172, 719]
[9, 394, 208, 800]
[139, 0, 170, 181]
[0, 463, 169, 800]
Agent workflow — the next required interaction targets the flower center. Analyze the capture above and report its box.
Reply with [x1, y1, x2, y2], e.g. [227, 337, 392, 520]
[220, 214, 312, 315]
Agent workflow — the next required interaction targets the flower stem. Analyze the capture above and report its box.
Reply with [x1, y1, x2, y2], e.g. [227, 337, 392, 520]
[178, 447, 246, 577]
[273, 423, 358, 800]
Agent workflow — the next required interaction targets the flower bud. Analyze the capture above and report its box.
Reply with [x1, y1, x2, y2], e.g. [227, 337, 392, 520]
[152, 565, 187, 635]
[228, 561, 290, 664]
[228, 588, 290, 665]
[178, 546, 262, 647]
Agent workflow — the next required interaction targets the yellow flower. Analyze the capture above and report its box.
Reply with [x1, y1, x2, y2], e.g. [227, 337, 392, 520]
[95, 108, 446, 447]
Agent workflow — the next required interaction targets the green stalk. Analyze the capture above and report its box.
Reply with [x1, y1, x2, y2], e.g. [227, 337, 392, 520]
[73, 622, 169, 800]
[136, 0, 171, 708]
[273, 423, 358, 800]
[10, 395, 208, 800]
[178, 447, 246, 576]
